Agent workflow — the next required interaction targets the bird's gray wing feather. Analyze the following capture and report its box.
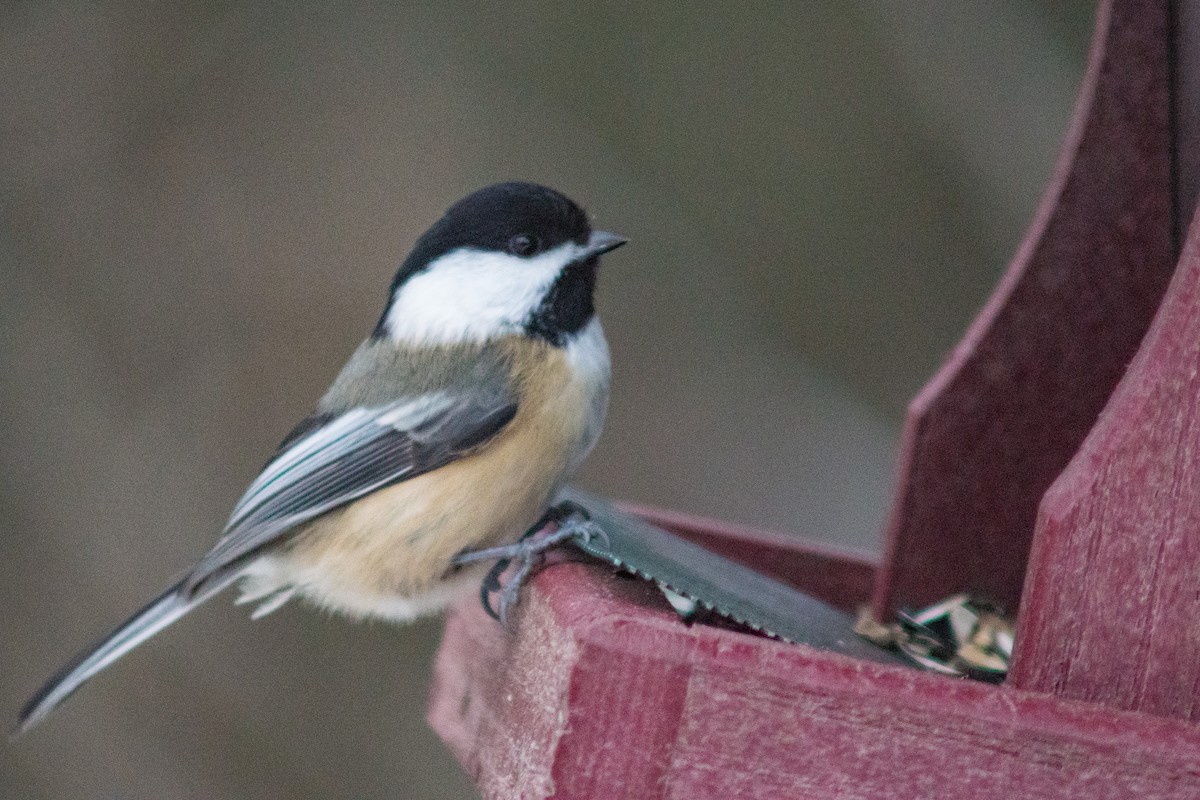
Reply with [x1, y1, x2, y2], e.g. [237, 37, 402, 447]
[183, 389, 517, 594]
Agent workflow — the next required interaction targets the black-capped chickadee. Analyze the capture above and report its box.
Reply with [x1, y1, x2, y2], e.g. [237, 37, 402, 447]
[17, 182, 626, 734]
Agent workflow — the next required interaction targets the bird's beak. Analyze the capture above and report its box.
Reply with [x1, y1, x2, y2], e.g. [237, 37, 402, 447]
[584, 230, 629, 258]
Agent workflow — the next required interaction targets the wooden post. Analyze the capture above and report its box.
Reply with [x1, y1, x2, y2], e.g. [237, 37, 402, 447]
[1010, 205, 1200, 718]
[872, 0, 1174, 616]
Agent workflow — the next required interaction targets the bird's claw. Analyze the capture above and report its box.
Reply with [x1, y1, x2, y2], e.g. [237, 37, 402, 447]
[563, 517, 609, 551]
[455, 509, 605, 628]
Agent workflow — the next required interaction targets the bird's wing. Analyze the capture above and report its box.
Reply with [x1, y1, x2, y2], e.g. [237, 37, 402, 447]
[17, 388, 516, 734]
[183, 389, 518, 593]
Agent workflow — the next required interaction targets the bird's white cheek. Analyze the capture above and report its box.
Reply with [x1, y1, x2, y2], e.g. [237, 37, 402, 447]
[383, 245, 583, 345]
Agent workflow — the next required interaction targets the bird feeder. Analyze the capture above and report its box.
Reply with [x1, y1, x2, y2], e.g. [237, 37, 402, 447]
[428, 1, 1200, 796]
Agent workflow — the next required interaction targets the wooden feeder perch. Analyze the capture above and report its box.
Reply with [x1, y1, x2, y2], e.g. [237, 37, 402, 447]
[428, 1, 1200, 796]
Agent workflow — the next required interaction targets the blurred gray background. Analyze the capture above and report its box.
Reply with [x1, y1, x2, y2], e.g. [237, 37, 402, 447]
[2, 2, 1091, 798]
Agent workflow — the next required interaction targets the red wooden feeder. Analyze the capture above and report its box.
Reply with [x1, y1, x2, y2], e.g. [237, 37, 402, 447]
[428, 1, 1200, 796]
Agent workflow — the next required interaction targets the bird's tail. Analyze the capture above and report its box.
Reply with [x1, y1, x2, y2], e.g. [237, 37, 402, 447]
[14, 571, 238, 736]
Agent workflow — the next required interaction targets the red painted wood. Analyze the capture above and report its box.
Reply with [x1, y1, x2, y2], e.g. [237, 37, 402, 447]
[617, 502, 877, 613]
[429, 2, 1200, 796]
[429, 562, 1200, 799]
[1010, 204, 1200, 719]
[873, 0, 1175, 615]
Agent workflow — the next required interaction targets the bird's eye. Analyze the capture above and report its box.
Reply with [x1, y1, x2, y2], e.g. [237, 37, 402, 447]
[507, 234, 540, 257]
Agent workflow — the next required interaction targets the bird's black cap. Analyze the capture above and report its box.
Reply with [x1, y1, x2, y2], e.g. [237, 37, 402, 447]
[391, 183, 590, 288]
[373, 183, 623, 343]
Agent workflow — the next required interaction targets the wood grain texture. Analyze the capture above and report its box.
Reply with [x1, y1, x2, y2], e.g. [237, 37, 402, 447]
[1010, 203, 1200, 718]
[872, 0, 1175, 615]
[430, 561, 1200, 799]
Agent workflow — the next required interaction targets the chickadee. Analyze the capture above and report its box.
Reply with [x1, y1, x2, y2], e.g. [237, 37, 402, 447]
[17, 182, 626, 734]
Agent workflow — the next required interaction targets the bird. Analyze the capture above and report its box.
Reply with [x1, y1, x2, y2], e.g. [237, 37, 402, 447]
[16, 181, 627, 734]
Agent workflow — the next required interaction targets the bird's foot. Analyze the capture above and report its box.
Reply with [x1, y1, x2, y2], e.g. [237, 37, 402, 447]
[453, 504, 607, 628]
